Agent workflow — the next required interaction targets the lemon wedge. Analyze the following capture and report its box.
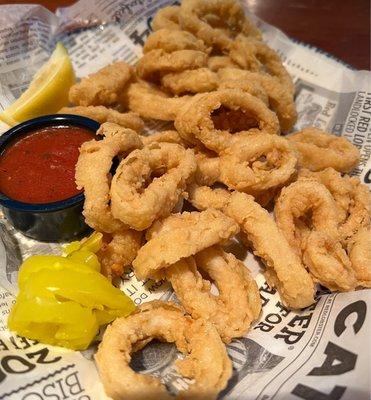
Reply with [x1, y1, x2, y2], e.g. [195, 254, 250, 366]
[0, 43, 75, 126]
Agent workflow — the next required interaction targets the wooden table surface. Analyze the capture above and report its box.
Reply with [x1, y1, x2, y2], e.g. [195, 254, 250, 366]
[0, 0, 369, 70]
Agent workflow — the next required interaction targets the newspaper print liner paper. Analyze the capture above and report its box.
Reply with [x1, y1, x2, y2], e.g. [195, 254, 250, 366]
[0, 0, 370, 399]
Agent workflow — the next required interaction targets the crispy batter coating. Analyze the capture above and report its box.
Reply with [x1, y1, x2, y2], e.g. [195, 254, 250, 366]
[288, 127, 360, 172]
[143, 29, 209, 53]
[75, 122, 142, 233]
[95, 301, 232, 400]
[59, 106, 144, 132]
[110, 142, 197, 230]
[162, 68, 218, 95]
[127, 82, 191, 121]
[133, 209, 239, 280]
[136, 49, 208, 81]
[164, 247, 261, 343]
[98, 230, 143, 279]
[69, 61, 133, 106]
[208, 56, 238, 72]
[348, 228, 371, 288]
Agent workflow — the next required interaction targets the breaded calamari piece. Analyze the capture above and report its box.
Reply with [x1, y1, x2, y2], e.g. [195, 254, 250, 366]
[59, 106, 144, 132]
[288, 127, 360, 172]
[95, 301, 232, 400]
[69, 61, 133, 106]
[133, 209, 239, 280]
[75, 122, 142, 233]
[226, 191, 315, 309]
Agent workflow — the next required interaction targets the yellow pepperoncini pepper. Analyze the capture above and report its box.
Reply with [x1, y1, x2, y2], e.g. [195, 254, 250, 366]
[8, 232, 135, 350]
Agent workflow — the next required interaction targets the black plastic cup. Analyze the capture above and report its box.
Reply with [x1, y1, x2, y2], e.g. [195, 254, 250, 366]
[0, 114, 99, 242]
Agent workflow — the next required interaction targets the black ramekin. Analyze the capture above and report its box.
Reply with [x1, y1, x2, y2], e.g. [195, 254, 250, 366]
[0, 114, 99, 242]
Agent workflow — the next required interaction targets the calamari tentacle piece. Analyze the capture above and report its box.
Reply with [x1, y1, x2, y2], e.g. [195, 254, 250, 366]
[161, 68, 218, 95]
[110, 142, 196, 231]
[95, 301, 232, 400]
[98, 230, 143, 280]
[230, 36, 294, 94]
[69, 61, 133, 106]
[127, 82, 191, 121]
[287, 127, 360, 172]
[132, 209, 239, 280]
[152, 6, 181, 31]
[165, 247, 261, 343]
[347, 228, 371, 288]
[274, 180, 340, 257]
[179, 0, 261, 52]
[174, 89, 280, 153]
[218, 133, 297, 194]
[136, 49, 208, 81]
[226, 191, 315, 309]
[303, 231, 357, 291]
[59, 106, 144, 132]
[143, 29, 209, 53]
[75, 122, 142, 233]
[218, 68, 297, 131]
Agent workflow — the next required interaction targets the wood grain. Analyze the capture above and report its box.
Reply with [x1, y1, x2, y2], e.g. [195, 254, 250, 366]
[0, 0, 369, 69]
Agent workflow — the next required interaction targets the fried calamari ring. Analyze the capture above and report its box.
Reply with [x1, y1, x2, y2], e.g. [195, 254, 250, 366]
[298, 168, 353, 224]
[161, 68, 218, 95]
[208, 56, 238, 72]
[179, 0, 261, 52]
[347, 228, 371, 288]
[274, 180, 339, 256]
[226, 192, 315, 309]
[288, 127, 360, 172]
[298, 168, 370, 241]
[133, 209, 239, 280]
[303, 231, 356, 291]
[152, 6, 181, 31]
[110, 142, 197, 231]
[218, 68, 297, 131]
[174, 89, 280, 153]
[163, 247, 261, 343]
[136, 49, 208, 81]
[59, 107, 144, 132]
[69, 61, 133, 106]
[95, 301, 232, 400]
[75, 122, 142, 233]
[230, 36, 294, 94]
[127, 82, 191, 121]
[218, 133, 297, 194]
[98, 230, 143, 280]
[274, 179, 361, 291]
[143, 29, 209, 53]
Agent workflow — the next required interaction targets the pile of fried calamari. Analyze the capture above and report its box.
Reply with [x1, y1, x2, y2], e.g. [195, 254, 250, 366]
[64, 1, 370, 399]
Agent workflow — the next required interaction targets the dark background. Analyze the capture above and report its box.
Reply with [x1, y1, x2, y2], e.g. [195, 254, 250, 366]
[0, 0, 369, 70]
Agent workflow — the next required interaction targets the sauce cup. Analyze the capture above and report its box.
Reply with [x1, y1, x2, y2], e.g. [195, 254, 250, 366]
[0, 114, 99, 242]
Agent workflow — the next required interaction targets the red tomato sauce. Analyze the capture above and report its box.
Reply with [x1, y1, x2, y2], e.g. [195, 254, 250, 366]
[0, 126, 94, 204]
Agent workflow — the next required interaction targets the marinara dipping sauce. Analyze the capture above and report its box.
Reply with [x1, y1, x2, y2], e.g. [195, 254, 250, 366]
[0, 126, 94, 204]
